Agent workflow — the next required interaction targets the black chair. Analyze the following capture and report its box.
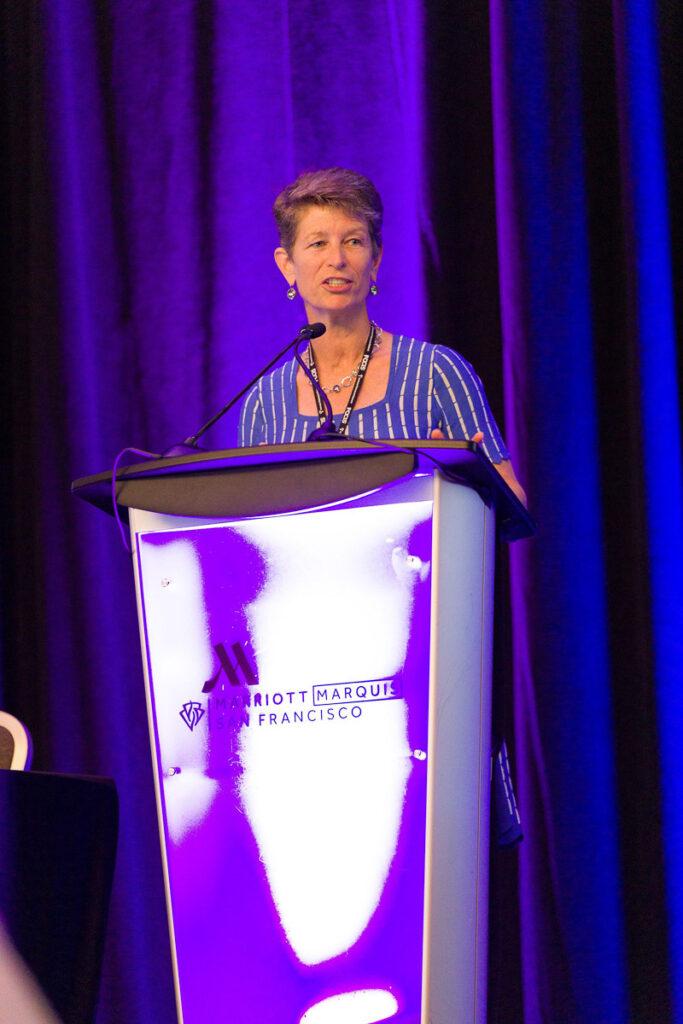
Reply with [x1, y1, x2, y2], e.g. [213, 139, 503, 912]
[0, 768, 118, 1024]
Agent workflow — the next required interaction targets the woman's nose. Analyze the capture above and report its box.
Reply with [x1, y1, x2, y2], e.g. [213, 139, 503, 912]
[327, 244, 346, 267]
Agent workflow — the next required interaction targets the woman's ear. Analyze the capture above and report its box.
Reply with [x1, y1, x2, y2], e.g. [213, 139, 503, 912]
[371, 244, 383, 280]
[274, 247, 294, 285]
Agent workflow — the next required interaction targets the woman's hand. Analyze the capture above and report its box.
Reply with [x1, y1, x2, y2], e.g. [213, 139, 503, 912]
[430, 429, 484, 444]
[428, 429, 527, 506]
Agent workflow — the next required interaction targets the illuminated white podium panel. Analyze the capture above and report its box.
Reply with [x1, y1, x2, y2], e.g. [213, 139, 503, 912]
[73, 443, 533, 1024]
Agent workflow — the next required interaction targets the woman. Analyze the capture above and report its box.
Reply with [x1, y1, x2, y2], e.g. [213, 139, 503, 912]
[239, 167, 526, 505]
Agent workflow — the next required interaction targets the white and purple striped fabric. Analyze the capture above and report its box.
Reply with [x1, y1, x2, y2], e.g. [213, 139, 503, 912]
[238, 336, 509, 463]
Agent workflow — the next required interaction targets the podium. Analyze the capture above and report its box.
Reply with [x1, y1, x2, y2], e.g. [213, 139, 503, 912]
[73, 441, 533, 1024]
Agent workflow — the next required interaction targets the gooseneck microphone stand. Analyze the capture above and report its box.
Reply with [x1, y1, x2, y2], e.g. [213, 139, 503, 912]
[292, 337, 342, 442]
[162, 322, 327, 456]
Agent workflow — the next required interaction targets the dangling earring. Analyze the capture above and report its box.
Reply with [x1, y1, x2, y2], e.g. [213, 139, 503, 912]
[286, 285, 297, 300]
[369, 282, 379, 296]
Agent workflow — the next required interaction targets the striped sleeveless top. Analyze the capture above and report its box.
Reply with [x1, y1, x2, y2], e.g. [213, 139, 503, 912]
[238, 336, 509, 464]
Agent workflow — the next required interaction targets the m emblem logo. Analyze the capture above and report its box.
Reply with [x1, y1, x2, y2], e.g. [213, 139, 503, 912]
[202, 641, 258, 692]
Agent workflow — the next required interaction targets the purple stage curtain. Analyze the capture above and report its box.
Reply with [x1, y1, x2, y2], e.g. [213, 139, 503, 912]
[489, 1, 682, 1021]
[490, 2, 626, 1020]
[2, 2, 682, 1022]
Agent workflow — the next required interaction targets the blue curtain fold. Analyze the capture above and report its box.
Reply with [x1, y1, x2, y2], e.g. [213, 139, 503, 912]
[490, 2, 627, 1020]
[612, 2, 683, 1018]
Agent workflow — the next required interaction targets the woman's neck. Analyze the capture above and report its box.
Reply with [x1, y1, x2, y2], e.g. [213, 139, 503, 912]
[308, 313, 373, 371]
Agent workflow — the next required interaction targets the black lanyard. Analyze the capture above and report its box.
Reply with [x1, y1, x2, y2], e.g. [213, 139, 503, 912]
[307, 323, 377, 436]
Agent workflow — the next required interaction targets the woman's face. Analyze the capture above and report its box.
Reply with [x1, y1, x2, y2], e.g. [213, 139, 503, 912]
[274, 205, 382, 321]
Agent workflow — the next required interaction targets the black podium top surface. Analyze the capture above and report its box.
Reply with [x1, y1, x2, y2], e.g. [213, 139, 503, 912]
[71, 441, 534, 542]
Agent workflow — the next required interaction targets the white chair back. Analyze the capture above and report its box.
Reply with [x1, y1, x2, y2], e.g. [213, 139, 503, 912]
[0, 711, 33, 770]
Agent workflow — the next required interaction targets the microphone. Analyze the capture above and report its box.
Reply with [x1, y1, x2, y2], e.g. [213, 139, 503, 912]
[302, 322, 326, 340]
[162, 323, 326, 456]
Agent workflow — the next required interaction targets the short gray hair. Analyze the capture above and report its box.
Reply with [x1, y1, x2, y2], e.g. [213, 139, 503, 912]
[273, 168, 383, 257]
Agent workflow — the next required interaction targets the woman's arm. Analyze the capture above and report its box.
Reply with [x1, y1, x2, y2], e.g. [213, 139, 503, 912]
[238, 383, 266, 447]
[430, 427, 527, 507]
[493, 457, 527, 507]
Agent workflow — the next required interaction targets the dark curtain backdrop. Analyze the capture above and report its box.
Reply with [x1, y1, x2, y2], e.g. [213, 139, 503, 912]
[2, 2, 682, 1023]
